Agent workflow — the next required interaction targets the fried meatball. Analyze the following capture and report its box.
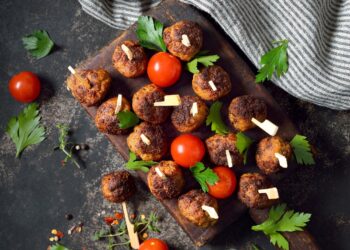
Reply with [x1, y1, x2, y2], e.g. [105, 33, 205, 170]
[256, 136, 292, 174]
[127, 122, 167, 161]
[205, 133, 243, 167]
[171, 96, 208, 132]
[178, 190, 218, 227]
[101, 170, 136, 203]
[192, 65, 231, 101]
[228, 95, 267, 131]
[112, 40, 147, 78]
[95, 96, 131, 135]
[67, 69, 111, 106]
[132, 84, 171, 124]
[147, 161, 185, 200]
[163, 20, 203, 61]
[238, 173, 278, 208]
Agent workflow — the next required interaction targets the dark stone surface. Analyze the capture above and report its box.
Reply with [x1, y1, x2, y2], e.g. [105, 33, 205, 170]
[0, 0, 348, 250]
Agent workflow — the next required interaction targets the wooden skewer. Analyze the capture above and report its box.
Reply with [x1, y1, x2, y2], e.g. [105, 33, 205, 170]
[67, 65, 90, 87]
[225, 150, 233, 168]
[275, 152, 288, 168]
[155, 167, 167, 179]
[258, 187, 279, 199]
[121, 201, 140, 249]
[251, 118, 279, 136]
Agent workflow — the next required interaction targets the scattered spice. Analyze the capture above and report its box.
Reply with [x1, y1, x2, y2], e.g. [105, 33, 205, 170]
[65, 214, 73, 221]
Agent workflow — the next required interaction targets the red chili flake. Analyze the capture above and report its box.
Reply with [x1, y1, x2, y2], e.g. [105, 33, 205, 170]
[56, 230, 64, 239]
[114, 212, 124, 220]
[104, 216, 115, 225]
[130, 214, 136, 219]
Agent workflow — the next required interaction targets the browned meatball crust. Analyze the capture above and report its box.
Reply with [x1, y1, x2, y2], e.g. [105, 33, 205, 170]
[171, 95, 208, 132]
[67, 69, 111, 106]
[178, 189, 218, 227]
[192, 65, 232, 101]
[127, 122, 167, 161]
[147, 161, 185, 200]
[101, 170, 136, 203]
[95, 96, 131, 135]
[256, 136, 292, 174]
[205, 133, 243, 167]
[228, 95, 267, 131]
[238, 173, 278, 208]
[112, 40, 147, 78]
[132, 84, 171, 124]
[163, 20, 203, 61]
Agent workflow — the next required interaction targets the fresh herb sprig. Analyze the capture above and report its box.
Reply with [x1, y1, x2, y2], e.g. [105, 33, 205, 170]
[6, 103, 46, 158]
[190, 162, 219, 192]
[252, 203, 311, 250]
[206, 101, 230, 135]
[125, 152, 157, 172]
[187, 51, 220, 74]
[236, 132, 253, 164]
[49, 243, 70, 250]
[117, 111, 139, 129]
[256, 39, 289, 83]
[56, 124, 81, 169]
[136, 16, 166, 52]
[290, 134, 315, 165]
[22, 30, 54, 59]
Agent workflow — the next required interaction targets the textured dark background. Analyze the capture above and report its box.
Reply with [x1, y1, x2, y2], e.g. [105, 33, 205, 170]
[0, 0, 349, 249]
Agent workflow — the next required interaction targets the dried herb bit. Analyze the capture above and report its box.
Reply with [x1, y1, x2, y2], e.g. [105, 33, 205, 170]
[49, 243, 70, 250]
[252, 203, 311, 250]
[22, 30, 54, 59]
[56, 124, 80, 169]
[187, 51, 220, 74]
[236, 132, 253, 164]
[256, 39, 289, 83]
[206, 101, 229, 135]
[137, 16, 166, 52]
[125, 152, 157, 173]
[290, 134, 315, 165]
[6, 103, 46, 158]
[190, 162, 219, 192]
[117, 111, 139, 129]
[251, 244, 260, 250]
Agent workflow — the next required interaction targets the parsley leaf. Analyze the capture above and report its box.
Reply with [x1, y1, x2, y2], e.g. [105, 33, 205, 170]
[136, 16, 166, 52]
[290, 134, 315, 165]
[187, 51, 220, 74]
[206, 101, 229, 135]
[190, 162, 219, 192]
[252, 203, 311, 250]
[125, 152, 157, 172]
[6, 103, 46, 158]
[256, 39, 288, 83]
[50, 243, 70, 250]
[117, 111, 139, 129]
[22, 30, 54, 59]
[236, 132, 253, 164]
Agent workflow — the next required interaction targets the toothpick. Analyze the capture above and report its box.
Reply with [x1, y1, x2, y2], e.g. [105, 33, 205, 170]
[121, 202, 140, 249]
[114, 94, 123, 114]
[258, 187, 279, 199]
[68, 65, 76, 75]
[201, 205, 219, 219]
[181, 34, 191, 47]
[275, 153, 288, 168]
[155, 167, 166, 179]
[225, 150, 233, 168]
[154, 95, 181, 106]
[190, 102, 198, 116]
[208, 80, 217, 91]
[251, 118, 279, 136]
[121, 44, 133, 60]
[140, 133, 151, 145]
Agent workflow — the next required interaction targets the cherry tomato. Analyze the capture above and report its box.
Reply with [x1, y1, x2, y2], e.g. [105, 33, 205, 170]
[171, 134, 205, 168]
[208, 166, 237, 199]
[139, 238, 169, 250]
[147, 52, 182, 87]
[8, 71, 41, 103]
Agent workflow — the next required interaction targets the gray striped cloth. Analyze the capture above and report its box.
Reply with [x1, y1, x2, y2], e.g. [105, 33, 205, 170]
[78, 0, 350, 110]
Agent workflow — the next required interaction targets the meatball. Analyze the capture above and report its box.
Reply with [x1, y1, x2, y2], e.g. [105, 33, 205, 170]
[112, 40, 147, 78]
[147, 161, 185, 200]
[228, 95, 267, 131]
[163, 20, 203, 61]
[67, 68, 111, 106]
[127, 122, 167, 161]
[205, 133, 243, 167]
[238, 173, 278, 208]
[132, 84, 171, 124]
[256, 136, 292, 174]
[178, 189, 218, 227]
[171, 96, 208, 132]
[101, 170, 136, 203]
[192, 65, 231, 101]
[95, 96, 131, 135]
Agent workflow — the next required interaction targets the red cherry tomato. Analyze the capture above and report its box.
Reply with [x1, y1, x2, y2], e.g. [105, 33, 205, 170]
[8, 71, 41, 103]
[147, 52, 182, 87]
[208, 166, 237, 199]
[171, 134, 205, 168]
[139, 238, 169, 250]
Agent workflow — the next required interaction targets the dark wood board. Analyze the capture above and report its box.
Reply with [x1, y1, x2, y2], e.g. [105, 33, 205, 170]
[73, 0, 317, 247]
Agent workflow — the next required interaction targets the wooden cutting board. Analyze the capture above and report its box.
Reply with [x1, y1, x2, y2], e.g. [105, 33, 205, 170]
[73, 0, 318, 248]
